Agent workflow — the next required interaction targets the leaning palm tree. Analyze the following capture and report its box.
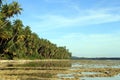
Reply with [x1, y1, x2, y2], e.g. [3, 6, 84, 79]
[1, 1, 22, 19]
[12, 1, 22, 16]
[0, 1, 22, 28]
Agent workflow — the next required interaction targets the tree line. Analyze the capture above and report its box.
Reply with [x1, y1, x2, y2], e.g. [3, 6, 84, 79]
[0, 0, 71, 59]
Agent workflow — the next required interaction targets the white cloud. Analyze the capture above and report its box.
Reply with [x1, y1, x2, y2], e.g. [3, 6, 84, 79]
[31, 7, 120, 32]
[50, 32, 120, 57]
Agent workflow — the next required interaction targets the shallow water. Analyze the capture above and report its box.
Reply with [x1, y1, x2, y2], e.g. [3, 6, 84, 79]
[82, 72, 102, 75]
[58, 60, 120, 80]
[81, 74, 120, 80]
[57, 73, 74, 78]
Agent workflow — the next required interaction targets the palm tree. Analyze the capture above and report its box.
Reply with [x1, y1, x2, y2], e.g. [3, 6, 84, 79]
[1, 1, 22, 19]
[0, 1, 22, 29]
[11, 1, 22, 16]
[3, 20, 23, 51]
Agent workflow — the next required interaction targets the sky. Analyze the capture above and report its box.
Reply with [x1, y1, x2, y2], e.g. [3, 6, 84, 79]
[12, 0, 120, 57]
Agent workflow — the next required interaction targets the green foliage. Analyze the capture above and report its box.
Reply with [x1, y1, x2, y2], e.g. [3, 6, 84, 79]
[0, 0, 72, 60]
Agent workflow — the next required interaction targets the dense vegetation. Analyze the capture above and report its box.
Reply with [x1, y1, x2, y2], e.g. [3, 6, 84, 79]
[0, 0, 71, 59]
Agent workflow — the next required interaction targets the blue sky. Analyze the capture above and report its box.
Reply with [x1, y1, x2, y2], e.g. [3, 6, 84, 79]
[14, 0, 120, 57]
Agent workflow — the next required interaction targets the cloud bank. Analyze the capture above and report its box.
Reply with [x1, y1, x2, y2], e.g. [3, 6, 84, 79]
[30, 7, 120, 32]
[50, 32, 120, 57]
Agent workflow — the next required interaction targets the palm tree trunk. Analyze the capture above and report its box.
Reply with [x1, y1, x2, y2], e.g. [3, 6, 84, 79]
[0, 38, 3, 45]
[0, 20, 9, 29]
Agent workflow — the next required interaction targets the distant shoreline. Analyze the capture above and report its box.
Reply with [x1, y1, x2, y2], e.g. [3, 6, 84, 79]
[72, 57, 120, 60]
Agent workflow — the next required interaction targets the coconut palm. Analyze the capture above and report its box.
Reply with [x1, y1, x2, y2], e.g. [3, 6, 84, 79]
[0, 1, 22, 29]
[1, 1, 22, 19]
[11, 1, 22, 16]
